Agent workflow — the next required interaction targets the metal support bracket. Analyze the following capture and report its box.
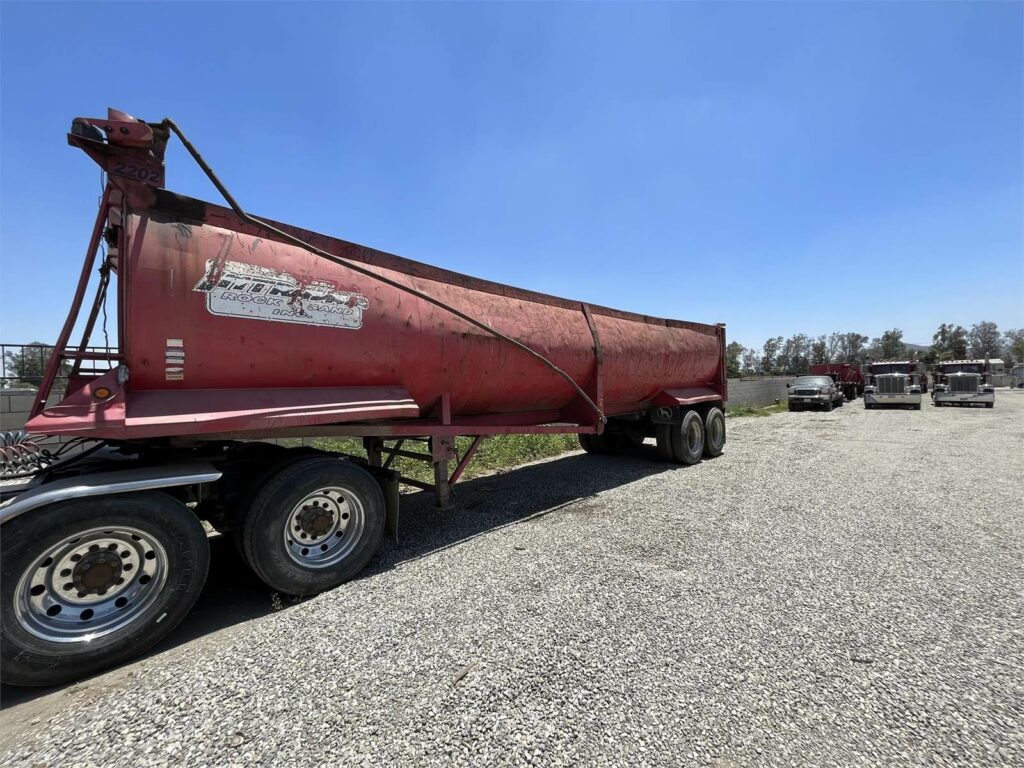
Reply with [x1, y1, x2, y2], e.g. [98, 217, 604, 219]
[582, 303, 605, 433]
[430, 436, 456, 508]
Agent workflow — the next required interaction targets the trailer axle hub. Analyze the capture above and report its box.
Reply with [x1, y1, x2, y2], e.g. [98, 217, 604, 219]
[298, 505, 335, 538]
[72, 550, 123, 594]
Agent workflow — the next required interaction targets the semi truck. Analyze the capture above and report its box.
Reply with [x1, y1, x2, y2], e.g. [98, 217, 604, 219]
[862, 361, 925, 410]
[808, 363, 864, 400]
[931, 360, 996, 408]
[0, 109, 728, 686]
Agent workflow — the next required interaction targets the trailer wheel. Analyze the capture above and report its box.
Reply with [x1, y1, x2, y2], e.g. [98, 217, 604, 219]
[0, 493, 209, 687]
[670, 410, 705, 465]
[702, 407, 726, 458]
[581, 430, 643, 455]
[240, 457, 384, 596]
[579, 433, 617, 454]
[580, 433, 614, 454]
[618, 430, 646, 452]
[655, 424, 674, 461]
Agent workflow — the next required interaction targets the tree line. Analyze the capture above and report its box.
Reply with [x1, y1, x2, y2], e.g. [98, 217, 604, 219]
[727, 322, 1024, 378]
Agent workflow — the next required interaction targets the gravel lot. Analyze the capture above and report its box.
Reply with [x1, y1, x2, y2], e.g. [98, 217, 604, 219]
[2, 390, 1022, 767]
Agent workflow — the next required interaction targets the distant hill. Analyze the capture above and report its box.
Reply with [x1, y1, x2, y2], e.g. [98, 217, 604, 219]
[904, 343, 930, 353]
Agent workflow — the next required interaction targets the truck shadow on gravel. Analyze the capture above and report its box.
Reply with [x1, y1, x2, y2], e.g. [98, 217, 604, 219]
[1, 448, 672, 708]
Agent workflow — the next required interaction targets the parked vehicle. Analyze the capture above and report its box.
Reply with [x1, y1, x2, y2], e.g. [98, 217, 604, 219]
[787, 375, 844, 411]
[863, 361, 924, 409]
[863, 376, 921, 409]
[1011, 364, 1024, 389]
[808, 363, 864, 400]
[864, 360, 928, 392]
[0, 109, 729, 686]
[931, 360, 996, 408]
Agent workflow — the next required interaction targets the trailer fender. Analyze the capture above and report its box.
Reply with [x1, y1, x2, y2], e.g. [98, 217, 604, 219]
[650, 387, 723, 409]
[0, 463, 222, 525]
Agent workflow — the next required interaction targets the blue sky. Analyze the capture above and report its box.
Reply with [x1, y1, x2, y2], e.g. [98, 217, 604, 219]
[1, 1, 1021, 352]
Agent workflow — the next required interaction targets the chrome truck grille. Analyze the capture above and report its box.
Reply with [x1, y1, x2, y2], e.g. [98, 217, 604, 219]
[876, 374, 908, 394]
[948, 374, 980, 393]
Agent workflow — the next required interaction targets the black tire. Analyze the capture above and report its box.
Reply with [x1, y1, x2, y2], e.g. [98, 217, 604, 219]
[1, 493, 209, 687]
[655, 423, 674, 461]
[825, 399, 834, 412]
[836, 397, 844, 408]
[670, 410, 705, 465]
[579, 433, 618, 454]
[222, 442, 290, 549]
[702, 407, 726, 458]
[240, 457, 384, 595]
[787, 402, 795, 412]
[985, 402, 994, 409]
[617, 430, 646, 453]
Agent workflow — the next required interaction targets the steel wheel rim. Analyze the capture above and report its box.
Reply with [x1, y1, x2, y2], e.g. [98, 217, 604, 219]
[686, 419, 702, 454]
[14, 526, 168, 644]
[708, 415, 724, 449]
[284, 485, 365, 568]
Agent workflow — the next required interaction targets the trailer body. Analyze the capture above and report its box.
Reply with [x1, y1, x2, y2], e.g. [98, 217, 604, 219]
[25, 207, 725, 440]
[0, 109, 729, 687]
[807, 363, 864, 400]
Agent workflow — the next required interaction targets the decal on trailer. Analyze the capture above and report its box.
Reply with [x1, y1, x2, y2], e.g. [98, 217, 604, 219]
[193, 259, 369, 329]
[165, 338, 185, 381]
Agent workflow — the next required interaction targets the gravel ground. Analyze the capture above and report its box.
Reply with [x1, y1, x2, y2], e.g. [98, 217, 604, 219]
[2, 390, 1022, 767]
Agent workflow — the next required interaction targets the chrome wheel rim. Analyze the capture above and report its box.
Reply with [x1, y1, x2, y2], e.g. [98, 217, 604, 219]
[283, 486, 364, 568]
[14, 526, 168, 644]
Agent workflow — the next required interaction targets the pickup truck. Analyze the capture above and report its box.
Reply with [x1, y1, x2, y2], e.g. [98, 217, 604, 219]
[787, 375, 844, 412]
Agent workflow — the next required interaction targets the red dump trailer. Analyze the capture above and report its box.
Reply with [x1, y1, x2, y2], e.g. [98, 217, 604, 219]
[808, 363, 864, 400]
[0, 110, 727, 686]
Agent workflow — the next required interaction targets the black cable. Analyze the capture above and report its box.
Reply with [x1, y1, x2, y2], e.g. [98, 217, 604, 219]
[0, 441, 104, 480]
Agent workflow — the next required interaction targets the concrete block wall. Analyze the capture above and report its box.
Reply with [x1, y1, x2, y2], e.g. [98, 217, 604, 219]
[1, 389, 41, 432]
[725, 377, 795, 408]
[1, 389, 71, 451]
